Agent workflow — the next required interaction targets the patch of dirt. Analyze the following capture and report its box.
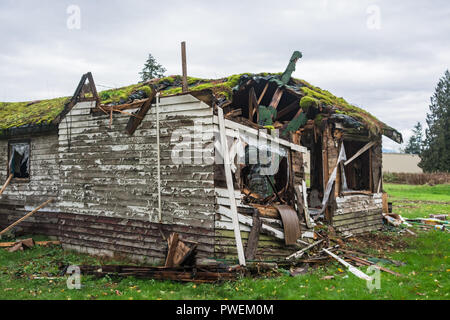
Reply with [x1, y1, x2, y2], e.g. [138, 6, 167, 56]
[346, 231, 410, 254]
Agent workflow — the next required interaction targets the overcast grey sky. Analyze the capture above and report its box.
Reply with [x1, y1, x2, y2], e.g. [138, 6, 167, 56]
[0, 0, 449, 150]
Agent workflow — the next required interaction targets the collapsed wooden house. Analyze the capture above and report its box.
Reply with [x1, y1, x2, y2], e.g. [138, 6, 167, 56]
[0, 53, 402, 264]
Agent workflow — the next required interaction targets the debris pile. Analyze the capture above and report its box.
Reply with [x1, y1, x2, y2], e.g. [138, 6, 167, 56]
[280, 226, 404, 281]
[69, 265, 240, 284]
[0, 238, 61, 252]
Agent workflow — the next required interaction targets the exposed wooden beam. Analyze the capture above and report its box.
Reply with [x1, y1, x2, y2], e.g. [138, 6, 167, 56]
[269, 88, 284, 109]
[248, 87, 258, 121]
[125, 89, 156, 135]
[257, 83, 269, 105]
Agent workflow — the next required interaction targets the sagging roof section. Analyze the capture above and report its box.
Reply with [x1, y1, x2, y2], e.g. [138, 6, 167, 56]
[0, 70, 403, 143]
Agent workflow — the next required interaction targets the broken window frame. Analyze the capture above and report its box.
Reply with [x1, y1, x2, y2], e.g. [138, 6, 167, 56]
[341, 139, 373, 193]
[7, 139, 31, 183]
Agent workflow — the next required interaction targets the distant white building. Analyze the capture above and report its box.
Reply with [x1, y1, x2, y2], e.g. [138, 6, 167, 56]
[382, 153, 423, 173]
[305, 152, 423, 175]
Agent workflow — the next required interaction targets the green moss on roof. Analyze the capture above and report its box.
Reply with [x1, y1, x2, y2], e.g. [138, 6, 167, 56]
[0, 72, 399, 142]
[99, 83, 152, 105]
[0, 97, 69, 131]
[298, 82, 384, 134]
[299, 96, 319, 112]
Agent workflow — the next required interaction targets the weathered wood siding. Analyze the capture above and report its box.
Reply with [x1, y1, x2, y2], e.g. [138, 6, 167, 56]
[332, 194, 383, 234]
[0, 134, 60, 207]
[0, 133, 60, 236]
[56, 95, 216, 261]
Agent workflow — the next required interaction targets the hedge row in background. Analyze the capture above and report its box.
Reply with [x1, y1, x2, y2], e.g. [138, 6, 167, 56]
[383, 172, 450, 185]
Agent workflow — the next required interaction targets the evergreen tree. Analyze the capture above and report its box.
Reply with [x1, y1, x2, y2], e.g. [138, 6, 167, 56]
[419, 70, 450, 172]
[404, 122, 423, 154]
[139, 53, 166, 82]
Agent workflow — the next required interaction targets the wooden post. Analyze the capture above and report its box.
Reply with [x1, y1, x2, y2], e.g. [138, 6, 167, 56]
[0, 174, 13, 196]
[181, 41, 188, 93]
[156, 93, 162, 222]
[218, 107, 246, 266]
[0, 199, 54, 236]
[257, 83, 269, 105]
[369, 148, 373, 192]
[322, 128, 330, 223]
[165, 233, 179, 268]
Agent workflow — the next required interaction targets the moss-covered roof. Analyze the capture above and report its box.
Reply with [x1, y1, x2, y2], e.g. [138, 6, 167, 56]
[0, 73, 402, 143]
[0, 97, 69, 132]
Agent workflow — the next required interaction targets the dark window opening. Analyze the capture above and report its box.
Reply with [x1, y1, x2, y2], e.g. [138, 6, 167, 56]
[301, 130, 324, 209]
[343, 140, 371, 191]
[8, 142, 30, 179]
[241, 143, 290, 204]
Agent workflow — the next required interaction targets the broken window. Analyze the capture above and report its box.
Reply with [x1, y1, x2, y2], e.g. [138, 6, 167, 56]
[343, 140, 371, 191]
[8, 141, 30, 179]
[240, 134, 290, 204]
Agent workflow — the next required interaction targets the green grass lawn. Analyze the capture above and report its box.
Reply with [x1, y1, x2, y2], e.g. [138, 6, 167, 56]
[0, 184, 448, 300]
[384, 183, 450, 219]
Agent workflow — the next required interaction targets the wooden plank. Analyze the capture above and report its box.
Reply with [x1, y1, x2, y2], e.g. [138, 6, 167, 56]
[344, 140, 376, 166]
[0, 174, 13, 196]
[382, 192, 389, 214]
[86, 72, 100, 105]
[125, 89, 156, 135]
[301, 181, 313, 228]
[245, 210, 261, 260]
[165, 233, 179, 267]
[269, 88, 284, 109]
[0, 199, 54, 236]
[248, 87, 258, 121]
[322, 248, 373, 281]
[212, 116, 307, 153]
[345, 255, 402, 277]
[218, 107, 246, 266]
[322, 128, 330, 222]
[257, 83, 269, 105]
[286, 239, 324, 260]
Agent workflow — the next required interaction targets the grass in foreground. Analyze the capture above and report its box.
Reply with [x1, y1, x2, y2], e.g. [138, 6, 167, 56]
[0, 184, 448, 300]
[384, 183, 449, 219]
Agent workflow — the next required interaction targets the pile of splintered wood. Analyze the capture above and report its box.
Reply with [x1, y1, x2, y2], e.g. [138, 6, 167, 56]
[70, 265, 239, 284]
[64, 232, 240, 283]
[284, 229, 403, 280]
